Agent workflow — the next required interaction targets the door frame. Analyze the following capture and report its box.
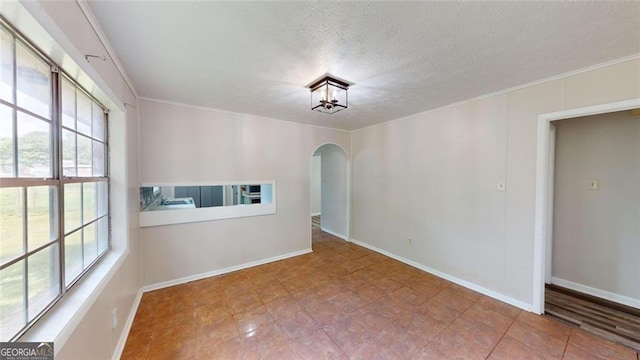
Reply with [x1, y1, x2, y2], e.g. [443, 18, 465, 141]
[310, 143, 351, 242]
[531, 98, 640, 314]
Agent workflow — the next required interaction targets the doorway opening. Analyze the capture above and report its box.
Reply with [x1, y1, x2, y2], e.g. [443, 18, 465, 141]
[310, 143, 350, 248]
[533, 98, 640, 350]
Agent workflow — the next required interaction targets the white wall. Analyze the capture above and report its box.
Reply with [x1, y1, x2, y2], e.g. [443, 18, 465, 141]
[311, 155, 322, 215]
[552, 111, 640, 303]
[351, 58, 640, 308]
[8, 4, 639, 357]
[316, 144, 349, 239]
[0, 1, 142, 358]
[138, 99, 350, 286]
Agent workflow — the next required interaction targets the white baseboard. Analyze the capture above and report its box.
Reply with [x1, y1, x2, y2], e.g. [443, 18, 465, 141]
[350, 238, 532, 312]
[311, 212, 321, 217]
[142, 248, 313, 292]
[551, 277, 640, 309]
[320, 227, 348, 240]
[112, 289, 143, 360]
[113, 249, 312, 358]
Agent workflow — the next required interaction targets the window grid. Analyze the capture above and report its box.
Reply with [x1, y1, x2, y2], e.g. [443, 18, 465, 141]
[0, 17, 110, 341]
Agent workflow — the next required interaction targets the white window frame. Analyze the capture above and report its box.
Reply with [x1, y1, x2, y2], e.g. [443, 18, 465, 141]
[0, 17, 111, 342]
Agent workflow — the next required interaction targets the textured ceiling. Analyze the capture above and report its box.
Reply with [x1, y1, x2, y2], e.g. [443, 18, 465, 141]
[87, 1, 640, 131]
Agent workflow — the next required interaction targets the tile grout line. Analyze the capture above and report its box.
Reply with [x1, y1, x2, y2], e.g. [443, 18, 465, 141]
[559, 327, 571, 360]
[484, 312, 519, 359]
[423, 287, 468, 354]
[124, 229, 633, 360]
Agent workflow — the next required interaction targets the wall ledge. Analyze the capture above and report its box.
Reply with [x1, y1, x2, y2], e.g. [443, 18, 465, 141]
[19, 249, 129, 355]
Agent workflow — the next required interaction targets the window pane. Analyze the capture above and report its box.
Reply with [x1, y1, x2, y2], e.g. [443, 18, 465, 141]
[61, 79, 75, 129]
[0, 19, 111, 342]
[77, 135, 91, 177]
[97, 216, 108, 254]
[0, 187, 24, 264]
[76, 91, 91, 136]
[62, 129, 76, 176]
[0, 104, 14, 177]
[83, 222, 97, 266]
[64, 231, 81, 286]
[92, 140, 104, 176]
[97, 182, 108, 217]
[64, 183, 81, 233]
[0, 28, 13, 104]
[17, 111, 51, 177]
[27, 186, 56, 251]
[92, 102, 104, 141]
[16, 42, 50, 119]
[27, 244, 60, 321]
[82, 182, 96, 224]
[0, 260, 25, 341]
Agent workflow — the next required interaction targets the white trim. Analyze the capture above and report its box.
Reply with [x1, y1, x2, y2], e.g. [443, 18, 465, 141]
[75, 0, 139, 98]
[150, 54, 639, 134]
[320, 227, 348, 241]
[544, 126, 556, 285]
[346, 151, 351, 242]
[142, 249, 312, 292]
[353, 53, 640, 134]
[6, 0, 127, 112]
[350, 238, 532, 312]
[117, 247, 313, 357]
[538, 98, 640, 123]
[551, 277, 640, 310]
[1, 2, 138, 356]
[310, 142, 352, 161]
[19, 250, 129, 354]
[532, 98, 640, 314]
[532, 117, 551, 314]
[139, 203, 277, 227]
[311, 212, 321, 217]
[310, 143, 351, 244]
[112, 289, 143, 360]
[138, 97, 352, 134]
[140, 180, 275, 187]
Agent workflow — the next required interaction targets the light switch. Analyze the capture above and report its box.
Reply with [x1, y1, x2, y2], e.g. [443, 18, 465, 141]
[588, 180, 599, 190]
[496, 180, 506, 192]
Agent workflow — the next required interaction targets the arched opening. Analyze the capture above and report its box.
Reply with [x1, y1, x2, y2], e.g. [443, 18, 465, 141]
[310, 143, 350, 248]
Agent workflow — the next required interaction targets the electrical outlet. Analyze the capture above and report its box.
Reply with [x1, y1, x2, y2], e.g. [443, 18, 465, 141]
[496, 180, 506, 192]
[588, 180, 599, 190]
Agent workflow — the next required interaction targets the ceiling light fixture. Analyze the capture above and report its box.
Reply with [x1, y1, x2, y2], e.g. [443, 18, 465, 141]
[309, 76, 349, 114]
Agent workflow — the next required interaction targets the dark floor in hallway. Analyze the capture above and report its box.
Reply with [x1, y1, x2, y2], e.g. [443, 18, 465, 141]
[546, 283, 640, 352]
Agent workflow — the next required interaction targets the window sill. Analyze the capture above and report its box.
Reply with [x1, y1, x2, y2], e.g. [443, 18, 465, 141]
[139, 202, 277, 227]
[19, 248, 129, 355]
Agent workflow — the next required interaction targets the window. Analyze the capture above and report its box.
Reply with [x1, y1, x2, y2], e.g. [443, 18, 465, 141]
[0, 19, 110, 341]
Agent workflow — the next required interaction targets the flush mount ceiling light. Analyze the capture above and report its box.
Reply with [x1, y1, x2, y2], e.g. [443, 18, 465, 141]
[309, 76, 349, 114]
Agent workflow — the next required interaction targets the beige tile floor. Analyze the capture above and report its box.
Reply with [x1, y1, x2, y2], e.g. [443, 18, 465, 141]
[121, 228, 639, 359]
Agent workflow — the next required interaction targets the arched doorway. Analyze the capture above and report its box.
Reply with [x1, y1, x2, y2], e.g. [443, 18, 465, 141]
[310, 143, 350, 247]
